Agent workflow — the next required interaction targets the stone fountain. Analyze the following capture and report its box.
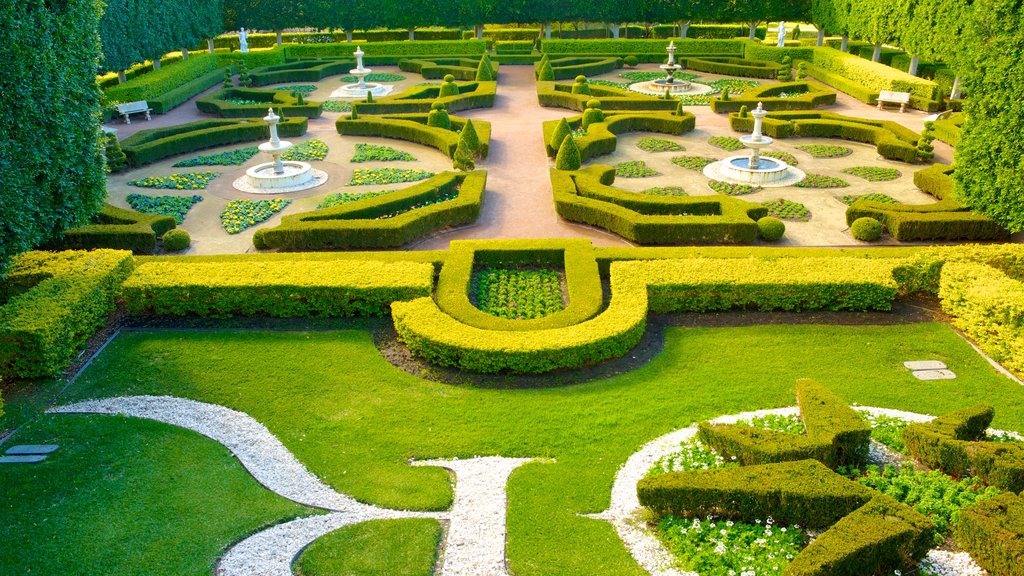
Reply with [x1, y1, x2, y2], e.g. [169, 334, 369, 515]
[329, 46, 394, 99]
[702, 103, 805, 187]
[627, 42, 714, 97]
[233, 108, 327, 194]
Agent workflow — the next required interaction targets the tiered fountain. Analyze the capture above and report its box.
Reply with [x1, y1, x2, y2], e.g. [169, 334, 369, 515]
[329, 46, 394, 98]
[233, 108, 328, 194]
[628, 42, 714, 97]
[703, 103, 805, 187]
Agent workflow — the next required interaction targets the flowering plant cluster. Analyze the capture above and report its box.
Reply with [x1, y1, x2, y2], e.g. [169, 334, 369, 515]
[282, 139, 329, 162]
[475, 268, 565, 320]
[794, 174, 850, 189]
[615, 160, 659, 178]
[317, 190, 392, 209]
[350, 143, 416, 163]
[760, 199, 812, 222]
[659, 515, 805, 576]
[642, 186, 688, 196]
[220, 198, 291, 234]
[709, 180, 761, 196]
[709, 136, 746, 152]
[795, 144, 853, 158]
[672, 155, 717, 171]
[126, 194, 202, 224]
[841, 166, 902, 181]
[348, 168, 434, 186]
[637, 138, 684, 153]
[128, 171, 219, 190]
[839, 193, 900, 206]
[174, 146, 259, 167]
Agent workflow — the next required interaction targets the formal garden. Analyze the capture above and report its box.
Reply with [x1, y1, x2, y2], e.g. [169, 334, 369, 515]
[2, 0, 1024, 574]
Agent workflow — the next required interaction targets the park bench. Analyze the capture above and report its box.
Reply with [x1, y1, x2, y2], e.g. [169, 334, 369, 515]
[876, 90, 911, 113]
[116, 101, 152, 124]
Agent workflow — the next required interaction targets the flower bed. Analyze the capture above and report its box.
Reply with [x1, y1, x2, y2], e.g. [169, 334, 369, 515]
[709, 136, 745, 151]
[642, 186, 688, 196]
[126, 194, 203, 224]
[796, 144, 853, 158]
[322, 100, 352, 113]
[375, 189, 459, 219]
[340, 73, 405, 83]
[672, 155, 717, 171]
[275, 84, 317, 95]
[762, 151, 798, 165]
[841, 166, 902, 181]
[761, 199, 811, 222]
[620, 71, 698, 83]
[348, 168, 435, 186]
[317, 190, 393, 209]
[636, 137, 684, 152]
[220, 198, 291, 234]
[281, 139, 328, 161]
[350, 143, 416, 163]
[588, 79, 629, 90]
[173, 146, 259, 167]
[657, 515, 805, 576]
[474, 268, 565, 320]
[795, 174, 850, 188]
[225, 98, 262, 105]
[839, 193, 900, 206]
[128, 171, 219, 190]
[708, 180, 760, 195]
[614, 160, 659, 178]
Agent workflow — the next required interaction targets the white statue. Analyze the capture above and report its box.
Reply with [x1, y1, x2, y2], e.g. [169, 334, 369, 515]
[239, 28, 249, 53]
[776, 22, 787, 47]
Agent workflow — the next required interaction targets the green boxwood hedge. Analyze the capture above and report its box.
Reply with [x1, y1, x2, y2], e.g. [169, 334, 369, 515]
[249, 59, 353, 86]
[711, 81, 837, 113]
[120, 117, 308, 166]
[252, 171, 485, 250]
[353, 81, 497, 114]
[846, 164, 1007, 241]
[537, 81, 677, 112]
[796, 49, 941, 112]
[337, 113, 491, 158]
[45, 204, 176, 255]
[196, 87, 323, 118]
[687, 56, 781, 78]
[934, 112, 966, 147]
[103, 53, 221, 104]
[536, 56, 622, 80]
[0, 250, 134, 378]
[399, 57, 498, 80]
[121, 259, 435, 318]
[539, 38, 746, 57]
[955, 493, 1024, 576]
[284, 40, 486, 60]
[541, 111, 695, 159]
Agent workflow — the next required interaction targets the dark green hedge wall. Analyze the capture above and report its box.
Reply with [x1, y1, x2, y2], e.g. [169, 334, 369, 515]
[100, 0, 223, 72]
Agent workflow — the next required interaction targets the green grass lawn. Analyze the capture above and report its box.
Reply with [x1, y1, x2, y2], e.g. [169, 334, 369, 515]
[297, 518, 442, 576]
[3, 323, 1022, 575]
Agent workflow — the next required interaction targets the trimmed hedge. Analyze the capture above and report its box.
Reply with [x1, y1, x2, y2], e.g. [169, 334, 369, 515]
[196, 87, 323, 118]
[933, 112, 965, 147]
[399, 57, 498, 80]
[434, 239, 603, 332]
[103, 53, 221, 104]
[284, 40, 487, 60]
[352, 81, 496, 115]
[710, 81, 836, 113]
[846, 164, 1007, 241]
[337, 113, 491, 158]
[955, 493, 1024, 576]
[537, 81, 677, 112]
[252, 171, 485, 250]
[939, 263, 1024, 380]
[687, 57, 781, 79]
[536, 56, 622, 80]
[541, 111, 695, 159]
[553, 166, 766, 245]
[797, 48, 941, 112]
[148, 69, 225, 114]
[249, 59, 352, 86]
[0, 250, 134, 378]
[46, 204, 175, 255]
[743, 42, 816, 64]
[698, 379, 872, 467]
[121, 259, 434, 318]
[539, 39, 746, 58]
[120, 118, 308, 166]
[903, 404, 1024, 492]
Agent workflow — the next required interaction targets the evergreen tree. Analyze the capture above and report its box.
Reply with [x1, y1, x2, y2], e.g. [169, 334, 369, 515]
[549, 118, 571, 152]
[554, 135, 582, 170]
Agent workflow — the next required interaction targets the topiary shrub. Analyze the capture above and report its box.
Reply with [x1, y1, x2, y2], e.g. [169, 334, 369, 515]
[777, 55, 793, 81]
[475, 54, 495, 81]
[365, 90, 374, 103]
[757, 216, 785, 241]
[581, 99, 604, 129]
[851, 217, 883, 241]
[554, 136, 582, 170]
[453, 133, 475, 171]
[739, 105, 749, 118]
[162, 228, 191, 252]
[537, 59, 555, 81]
[917, 121, 936, 161]
[793, 25, 802, 40]
[623, 55, 639, 67]
[104, 133, 128, 173]
[460, 119, 481, 155]
[438, 74, 460, 97]
[675, 99, 685, 116]
[721, 87, 730, 101]
[223, 68, 233, 88]
[427, 101, 451, 130]
[571, 75, 591, 95]
[796, 61, 809, 80]
[549, 118, 571, 151]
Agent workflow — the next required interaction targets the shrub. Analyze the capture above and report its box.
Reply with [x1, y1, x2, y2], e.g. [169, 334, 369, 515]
[460, 119, 481, 154]
[162, 229, 191, 252]
[549, 118, 571, 151]
[438, 74, 460, 97]
[452, 136, 475, 171]
[475, 55, 495, 81]
[917, 120, 936, 161]
[196, 87, 323, 119]
[955, 493, 1024, 576]
[337, 113, 491, 159]
[537, 59, 555, 80]
[685, 57, 781, 79]
[353, 81, 497, 115]
[284, 40, 486, 60]
[555, 136, 582, 170]
[757, 216, 785, 241]
[427, 102, 452, 130]
[571, 76, 591, 95]
[623, 55, 639, 67]
[46, 204, 176, 254]
[851, 217, 883, 241]
[710, 81, 837, 113]
[104, 133, 128, 173]
[581, 100, 604, 129]
[120, 118, 308, 167]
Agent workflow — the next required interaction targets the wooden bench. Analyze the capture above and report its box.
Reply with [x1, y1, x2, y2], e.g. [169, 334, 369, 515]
[876, 90, 911, 113]
[116, 101, 152, 124]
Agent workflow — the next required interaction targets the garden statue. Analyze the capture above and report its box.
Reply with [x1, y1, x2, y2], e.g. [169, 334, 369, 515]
[777, 22, 787, 47]
[239, 28, 249, 53]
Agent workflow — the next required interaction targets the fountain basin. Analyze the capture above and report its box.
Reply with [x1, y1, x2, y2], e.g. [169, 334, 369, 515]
[233, 161, 328, 194]
[330, 82, 394, 99]
[702, 155, 806, 187]
[628, 80, 715, 96]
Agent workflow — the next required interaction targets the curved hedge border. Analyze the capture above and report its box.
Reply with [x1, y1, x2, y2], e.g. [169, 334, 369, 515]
[249, 59, 352, 86]
[46, 204, 176, 255]
[536, 56, 622, 80]
[846, 164, 1007, 241]
[933, 112, 965, 147]
[540, 38, 746, 58]
[196, 87, 323, 118]
[537, 81, 677, 112]
[542, 111, 695, 159]
[284, 40, 487, 60]
[0, 250, 134, 378]
[728, 110, 920, 162]
[434, 239, 604, 332]
[710, 81, 836, 113]
[398, 57, 498, 80]
[940, 264, 1024, 379]
[687, 56, 781, 78]
[336, 113, 491, 158]
[120, 117, 308, 167]
[253, 171, 485, 250]
[553, 166, 766, 245]
[353, 81, 497, 114]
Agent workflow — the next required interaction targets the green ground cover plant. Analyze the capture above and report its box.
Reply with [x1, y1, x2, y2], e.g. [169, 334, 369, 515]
[841, 166, 902, 181]
[588, 79, 629, 90]
[620, 71, 698, 83]
[173, 146, 260, 167]
[225, 98, 263, 105]
[708, 136, 745, 151]
[672, 156, 716, 171]
[220, 198, 291, 233]
[642, 186, 688, 196]
[297, 519, 442, 576]
[795, 174, 850, 188]
[350, 143, 417, 163]
[349, 168, 435, 186]
[126, 194, 203, 224]
[708, 180, 760, 195]
[281, 139, 329, 161]
[796, 144, 853, 158]
[128, 171, 219, 190]
[614, 160, 658, 178]
[636, 138, 683, 152]
[340, 73, 406, 83]
[317, 190, 394, 209]
[762, 151, 798, 165]
[276, 84, 318, 95]
[858, 411, 910, 453]
[374, 189, 460, 219]
[6, 323, 1022, 575]
[760, 199, 811, 222]
[474, 268, 565, 320]
[657, 515, 805, 576]
[322, 100, 353, 113]
[839, 193, 899, 206]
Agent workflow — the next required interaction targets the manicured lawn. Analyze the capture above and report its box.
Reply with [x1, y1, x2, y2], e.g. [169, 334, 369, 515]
[297, 518, 442, 575]
[5, 323, 1021, 575]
